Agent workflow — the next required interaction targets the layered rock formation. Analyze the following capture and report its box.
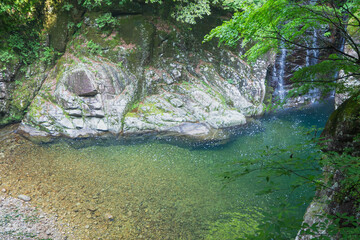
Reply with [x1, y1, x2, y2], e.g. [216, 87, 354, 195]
[16, 12, 269, 141]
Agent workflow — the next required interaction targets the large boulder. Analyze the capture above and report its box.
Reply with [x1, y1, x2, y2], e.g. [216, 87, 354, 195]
[321, 91, 360, 156]
[296, 92, 360, 239]
[18, 13, 269, 141]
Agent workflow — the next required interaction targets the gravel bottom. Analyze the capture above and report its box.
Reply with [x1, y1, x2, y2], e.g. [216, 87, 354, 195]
[0, 193, 67, 240]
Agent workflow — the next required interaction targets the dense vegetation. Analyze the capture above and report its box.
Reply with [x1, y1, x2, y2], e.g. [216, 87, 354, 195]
[1, 0, 360, 239]
[1, 0, 359, 94]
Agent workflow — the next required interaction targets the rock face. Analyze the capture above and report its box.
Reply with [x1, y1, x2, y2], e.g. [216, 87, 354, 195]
[334, 46, 360, 109]
[18, 12, 269, 141]
[297, 92, 360, 239]
[0, 62, 20, 120]
[0, 59, 49, 126]
[321, 90, 360, 156]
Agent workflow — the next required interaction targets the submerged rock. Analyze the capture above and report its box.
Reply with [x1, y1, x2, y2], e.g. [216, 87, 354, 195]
[18, 194, 31, 202]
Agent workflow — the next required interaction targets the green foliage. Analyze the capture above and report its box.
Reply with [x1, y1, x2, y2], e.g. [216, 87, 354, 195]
[223, 125, 360, 239]
[95, 12, 118, 29]
[62, 3, 74, 11]
[87, 40, 102, 55]
[40, 47, 59, 65]
[0, 0, 43, 34]
[146, 0, 224, 24]
[80, 0, 116, 9]
[4, 29, 42, 65]
[204, 0, 360, 95]
[206, 207, 263, 239]
[249, 202, 304, 240]
[220, 127, 324, 238]
[227, 78, 234, 84]
[0, 49, 16, 66]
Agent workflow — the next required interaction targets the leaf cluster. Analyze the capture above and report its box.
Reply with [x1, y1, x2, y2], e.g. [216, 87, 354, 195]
[224, 128, 360, 238]
[205, 0, 360, 95]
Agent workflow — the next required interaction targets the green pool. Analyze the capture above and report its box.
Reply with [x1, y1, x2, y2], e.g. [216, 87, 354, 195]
[0, 101, 334, 239]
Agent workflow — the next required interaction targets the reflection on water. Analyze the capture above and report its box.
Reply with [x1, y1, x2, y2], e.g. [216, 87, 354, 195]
[0, 101, 334, 239]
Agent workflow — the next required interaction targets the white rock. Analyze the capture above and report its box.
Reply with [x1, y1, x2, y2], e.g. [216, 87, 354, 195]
[73, 118, 84, 129]
[170, 98, 183, 108]
[18, 195, 31, 202]
[96, 120, 108, 131]
[59, 117, 74, 129]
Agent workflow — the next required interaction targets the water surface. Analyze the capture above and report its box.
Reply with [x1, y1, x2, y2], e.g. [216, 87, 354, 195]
[0, 101, 334, 239]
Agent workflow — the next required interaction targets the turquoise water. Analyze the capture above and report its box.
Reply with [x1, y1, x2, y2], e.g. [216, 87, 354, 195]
[2, 101, 334, 239]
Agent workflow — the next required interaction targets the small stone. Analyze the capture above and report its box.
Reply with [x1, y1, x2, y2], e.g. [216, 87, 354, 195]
[104, 213, 114, 221]
[85, 225, 90, 229]
[1, 188, 6, 193]
[18, 194, 31, 201]
[87, 205, 97, 212]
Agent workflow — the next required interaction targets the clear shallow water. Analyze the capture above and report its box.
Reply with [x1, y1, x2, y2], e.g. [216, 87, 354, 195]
[0, 101, 334, 239]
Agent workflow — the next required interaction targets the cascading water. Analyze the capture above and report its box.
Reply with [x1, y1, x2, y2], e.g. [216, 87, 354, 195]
[333, 35, 346, 80]
[306, 28, 321, 102]
[273, 44, 287, 101]
[331, 34, 346, 97]
[305, 0, 322, 102]
[306, 29, 319, 67]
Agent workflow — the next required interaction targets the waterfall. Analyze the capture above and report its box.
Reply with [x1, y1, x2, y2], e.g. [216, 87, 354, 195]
[333, 35, 346, 80]
[306, 29, 319, 67]
[306, 28, 321, 102]
[331, 34, 346, 97]
[273, 44, 287, 101]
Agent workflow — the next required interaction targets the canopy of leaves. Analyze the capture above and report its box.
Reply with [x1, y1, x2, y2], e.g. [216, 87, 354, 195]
[0, 0, 43, 33]
[205, 0, 360, 94]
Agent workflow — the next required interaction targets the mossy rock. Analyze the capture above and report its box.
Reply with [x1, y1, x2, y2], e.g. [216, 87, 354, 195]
[48, 10, 79, 53]
[321, 91, 360, 156]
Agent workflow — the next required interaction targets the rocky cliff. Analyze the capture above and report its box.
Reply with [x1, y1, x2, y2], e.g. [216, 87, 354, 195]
[6, 10, 270, 141]
[296, 91, 360, 239]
